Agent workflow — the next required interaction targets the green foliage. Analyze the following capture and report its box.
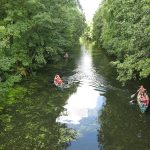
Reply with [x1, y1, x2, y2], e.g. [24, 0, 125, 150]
[92, 0, 150, 83]
[0, 0, 85, 91]
[82, 24, 93, 41]
[0, 86, 27, 113]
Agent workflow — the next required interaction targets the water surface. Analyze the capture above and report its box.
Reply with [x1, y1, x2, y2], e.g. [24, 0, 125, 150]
[1, 45, 150, 150]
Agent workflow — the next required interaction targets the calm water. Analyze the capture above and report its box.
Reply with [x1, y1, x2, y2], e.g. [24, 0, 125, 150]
[1, 45, 150, 150]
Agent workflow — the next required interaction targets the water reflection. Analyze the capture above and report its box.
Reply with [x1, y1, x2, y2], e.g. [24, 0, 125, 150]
[0, 83, 78, 150]
[56, 84, 105, 125]
[56, 46, 106, 149]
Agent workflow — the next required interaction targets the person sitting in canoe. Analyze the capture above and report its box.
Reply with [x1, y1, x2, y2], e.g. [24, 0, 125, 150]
[137, 85, 149, 105]
[140, 95, 149, 106]
[64, 52, 69, 58]
[137, 85, 146, 96]
[54, 74, 63, 86]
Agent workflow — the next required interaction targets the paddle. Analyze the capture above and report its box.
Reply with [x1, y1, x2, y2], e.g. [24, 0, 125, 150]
[131, 91, 138, 99]
[129, 99, 137, 104]
[129, 91, 138, 104]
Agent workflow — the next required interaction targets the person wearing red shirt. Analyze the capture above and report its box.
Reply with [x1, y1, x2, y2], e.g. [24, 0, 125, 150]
[54, 74, 63, 86]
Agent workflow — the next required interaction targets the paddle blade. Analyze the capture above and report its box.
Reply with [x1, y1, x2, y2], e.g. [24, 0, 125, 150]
[131, 94, 136, 98]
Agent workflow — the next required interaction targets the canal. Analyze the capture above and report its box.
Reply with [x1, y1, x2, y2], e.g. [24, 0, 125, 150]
[1, 45, 150, 150]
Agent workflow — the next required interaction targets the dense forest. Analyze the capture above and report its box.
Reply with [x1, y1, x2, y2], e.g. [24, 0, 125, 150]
[92, 0, 150, 84]
[0, 0, 85, 92]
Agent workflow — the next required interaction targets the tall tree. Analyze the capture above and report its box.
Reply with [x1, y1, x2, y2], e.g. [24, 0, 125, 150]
[93, 0, 150, 83]
[0, 0, 85, 91]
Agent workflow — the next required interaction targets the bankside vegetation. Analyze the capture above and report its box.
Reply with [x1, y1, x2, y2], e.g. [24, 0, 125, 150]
[0, 0, 85, 92]
[93, 0, 150, 84]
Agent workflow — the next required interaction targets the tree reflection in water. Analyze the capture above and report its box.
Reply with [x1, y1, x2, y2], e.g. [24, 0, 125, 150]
[0, 76, 78, 150]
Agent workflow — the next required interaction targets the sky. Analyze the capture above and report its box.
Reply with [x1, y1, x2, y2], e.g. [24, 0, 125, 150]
[79, 0, 102, 22]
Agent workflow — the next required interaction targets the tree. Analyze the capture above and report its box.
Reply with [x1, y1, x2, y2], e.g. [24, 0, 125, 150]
[0, 0, 85, 91]
[92, 0, 150, 83]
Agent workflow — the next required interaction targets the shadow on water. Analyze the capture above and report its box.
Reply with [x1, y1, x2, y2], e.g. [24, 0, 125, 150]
[98, 89, 150, 150]
[91, 46, 150, 150]
[0, 77, 79, 149]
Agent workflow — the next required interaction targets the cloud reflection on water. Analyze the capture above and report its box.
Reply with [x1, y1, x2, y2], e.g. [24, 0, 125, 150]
[56, 83, 105, 124]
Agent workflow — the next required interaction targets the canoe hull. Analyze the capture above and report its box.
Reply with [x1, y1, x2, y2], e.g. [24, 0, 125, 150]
[137, 93, 149, 113]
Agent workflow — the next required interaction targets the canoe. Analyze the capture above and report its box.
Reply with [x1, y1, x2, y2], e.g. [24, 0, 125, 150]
[137, 92, 149, 113]
[54, 80, 64, 90]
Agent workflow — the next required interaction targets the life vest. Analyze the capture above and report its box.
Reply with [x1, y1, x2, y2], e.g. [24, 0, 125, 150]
[141, 96, 148, 105]
[54, 75, 62, 85]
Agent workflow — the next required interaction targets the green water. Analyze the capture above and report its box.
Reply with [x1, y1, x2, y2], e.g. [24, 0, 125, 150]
[1, 45, 150, 150]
